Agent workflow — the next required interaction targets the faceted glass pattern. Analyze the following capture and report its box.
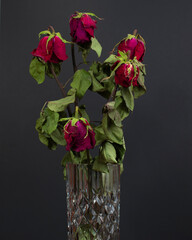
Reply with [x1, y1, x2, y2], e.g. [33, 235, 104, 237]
[66, 163, 120, 240]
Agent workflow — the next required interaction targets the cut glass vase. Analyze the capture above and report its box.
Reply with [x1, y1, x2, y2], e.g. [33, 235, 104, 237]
[66, 163, 120, 240]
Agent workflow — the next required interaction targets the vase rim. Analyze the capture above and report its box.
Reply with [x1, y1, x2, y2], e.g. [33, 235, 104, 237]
[66, 162, 120, 167]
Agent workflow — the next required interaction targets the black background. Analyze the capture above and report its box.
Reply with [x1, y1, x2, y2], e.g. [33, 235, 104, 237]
[1, 0, 192, 239]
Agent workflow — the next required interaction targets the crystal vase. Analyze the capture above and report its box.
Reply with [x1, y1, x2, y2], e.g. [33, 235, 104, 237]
[66, 163, 120, 240]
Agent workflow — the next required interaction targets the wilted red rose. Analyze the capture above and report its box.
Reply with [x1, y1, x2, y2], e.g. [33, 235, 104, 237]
[64, 118, 96, 152]
[32, 36, 68, 63]
[70, 13, 97, 44]
[118, 37, 145, 62]
[114, 62, 139, 88]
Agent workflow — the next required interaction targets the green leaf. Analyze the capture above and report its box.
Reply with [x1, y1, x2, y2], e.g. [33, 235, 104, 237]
[94, 125, 107, 146]
[92, 157, 109, 173]
[133, 86, 146, 99]
[29, 57, 45, 84]
[137, 72, 146, 90]
[76, 224, 96, 240]
[61, 151, 78, 171]
[90, 61, 99, 75]
[42, 108, 59, 134]
[102, 113, 123, 144]
[133, 71, 146, 98]
[91, 37, 102, 57]
[108, 109, 122, 127]
[99, 76, 115, 99]
[45, 63, 61, 78]
[38, 133, 49, 146]
[89, 62, 114, 98]
[104, 54, 117, 64]
[89, 70, 105, 92]
[120, 163, 124, 174]
[141, 65, 146, 75]
[106, 101, 122, 127]
[61, 152, 72, 179]
[35, 115, 46, 132]
[35, 109, 60, 150]
[48, 138, 57, 150]
[89, 61, 111, 81]
[121, 86, 134, 111]
[114, 93, 129, 120]
[100, 142, 117, 164]
[71, 69, 92, 99]
[38, 132, 58, 150]
[61, 150, 90, 179]
[61, 152, 71, 166]
[67, 88, 76, 96]
[62, 150, 88, 169]
[48, 94, 75, 112]
[113, 140, 126, 163]
[50, 128, 66, 146]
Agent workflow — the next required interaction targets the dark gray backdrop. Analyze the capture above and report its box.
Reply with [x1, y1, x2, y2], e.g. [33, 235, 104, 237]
[1, 0, 192, 239]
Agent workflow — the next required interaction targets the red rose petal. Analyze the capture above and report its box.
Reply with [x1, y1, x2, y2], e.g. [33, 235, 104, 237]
[53, 36, 68, 61]
[134, 40, 145, 62]
[118, 38, 137, 59]
[115, 63, 139, 88]
[31, 36, 53, 62]
[64, 119, 96, 152]
[81, 14, 97, 29]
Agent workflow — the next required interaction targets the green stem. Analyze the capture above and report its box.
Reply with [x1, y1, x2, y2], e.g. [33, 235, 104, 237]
[75, 106, 79, 118]
[40, 101, 48, 114]
[63, 76, 73, 89]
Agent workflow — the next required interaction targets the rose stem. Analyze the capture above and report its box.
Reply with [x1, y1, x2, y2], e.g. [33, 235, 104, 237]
[48, 25, 55, 34]
[111, 84, 118, 101]
[49, 63, 72, 117]
[107, 83, 118, 103]
[71, 43, 78, 108]
[86, 149, 90, 164]
[133, 29, 138, 36]
[86, 148, 92, 206]
[71, 44, 77, 73]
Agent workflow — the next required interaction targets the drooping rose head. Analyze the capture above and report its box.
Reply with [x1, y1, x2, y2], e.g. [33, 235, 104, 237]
[114, 61, 139, 88]
[70, 13, 97, 44]
[32, 36, 68, 63]
[118, 36, 145, 62]
[64, 118, 96, 152]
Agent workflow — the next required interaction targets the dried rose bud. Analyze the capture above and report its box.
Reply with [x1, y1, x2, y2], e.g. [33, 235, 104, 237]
[114, 62, 139, 88]
[64, 118, 96, 152]
[32, 36, 68, 63]
[118, 37, 145, 62]
[70, 13, 97, 44]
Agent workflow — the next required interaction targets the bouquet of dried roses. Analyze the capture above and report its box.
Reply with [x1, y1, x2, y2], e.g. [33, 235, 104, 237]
[29, 11, 147, 239]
